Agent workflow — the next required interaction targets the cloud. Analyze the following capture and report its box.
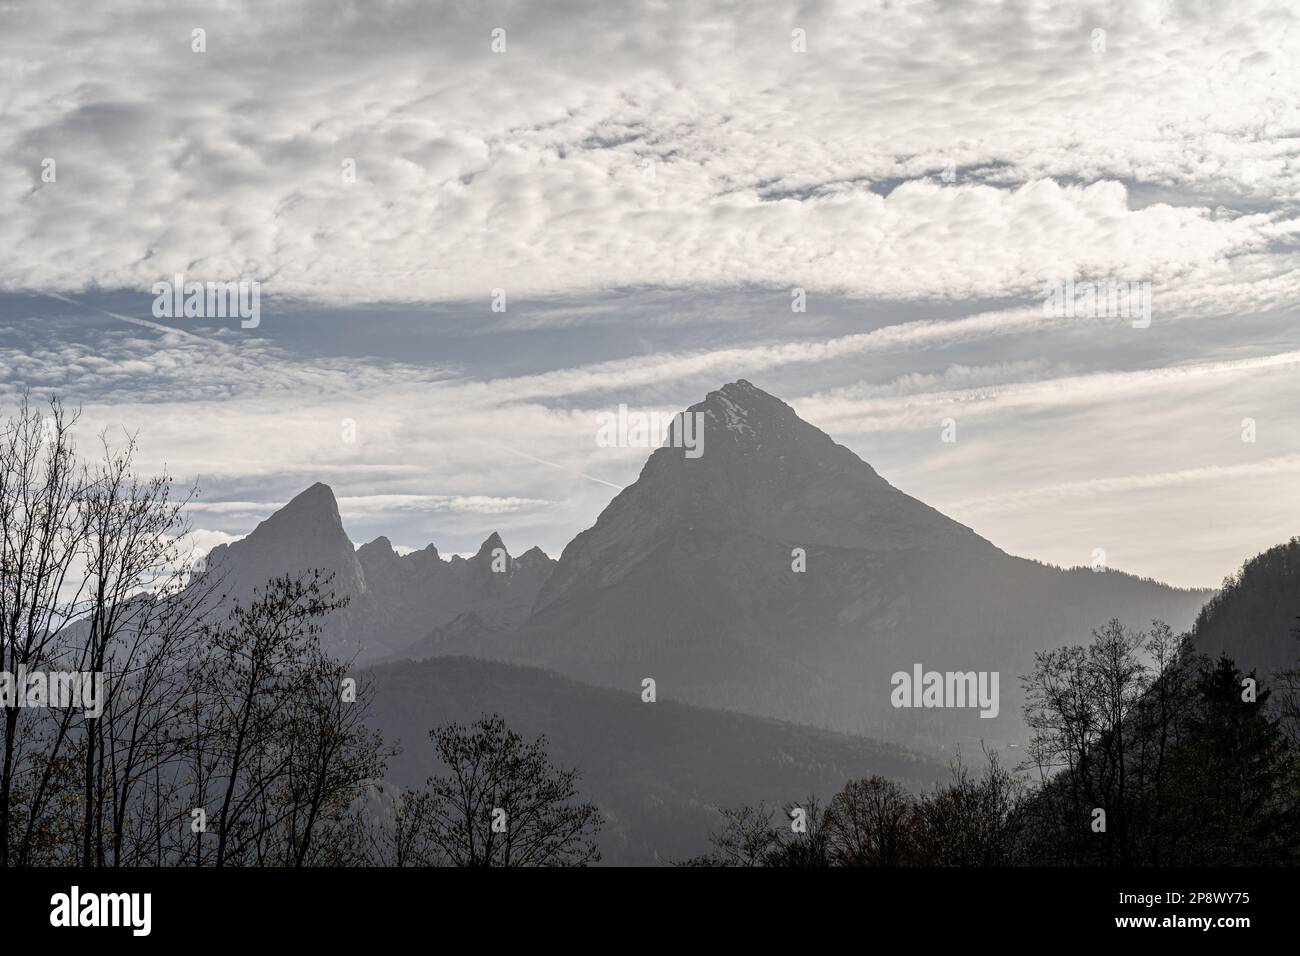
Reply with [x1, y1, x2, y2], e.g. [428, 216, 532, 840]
[794, 349, 1300, 433]
[946, 455, 1300, 517]
[4, 0, 1300, 588]
[1, 0, 1298, 304]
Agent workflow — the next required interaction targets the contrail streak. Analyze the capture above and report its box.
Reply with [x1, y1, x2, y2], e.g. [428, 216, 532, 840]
[492, 443, 625, 491]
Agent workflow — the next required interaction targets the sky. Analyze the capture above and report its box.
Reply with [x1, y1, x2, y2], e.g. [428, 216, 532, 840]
[1, 0, 1298, 588]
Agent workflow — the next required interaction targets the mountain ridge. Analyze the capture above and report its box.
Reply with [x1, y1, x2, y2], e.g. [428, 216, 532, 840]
[418, 379, 1214, 752]
[363, 654, 946, 865]
[201, 380, 1216, 753]
[200, 484, 555, 661]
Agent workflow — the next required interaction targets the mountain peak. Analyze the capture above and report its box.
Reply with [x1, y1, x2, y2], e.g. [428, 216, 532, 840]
[721, 377, 757, 394]
[359, 534, 394, 553]
[689, 379, 798, 445]
[516, 545, 556, 570]
[242, 483, 346, 542]
[298, 480, 336, 500]
[356, 536, 398, 574]
[508, 381, 1212, 753]
[475, 532, 506, 558]
[203, 481, 364, 601]
[279, 482, 342, 522]
[705, 378, 773, 410]
[534, 379, 985, 614]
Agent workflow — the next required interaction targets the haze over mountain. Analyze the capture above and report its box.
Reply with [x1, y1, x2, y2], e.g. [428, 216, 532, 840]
[202, 482, 554, 661]
[426, 381, 1213, 751]
[203, 381, 1212, 752]
[364, 656, 944, 865]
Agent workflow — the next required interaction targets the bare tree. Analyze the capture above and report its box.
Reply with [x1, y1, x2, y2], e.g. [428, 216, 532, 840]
[1129, 620, 1197, 864]
[1, 396, 394, 869]
[357, 785, 441, 867]
[1021, 618, 1152, 864]
[73, 430, 200, 866]
[0, 396, 89, 866]
[185, 572, 380, 866]
[680, 802, 783, 867]
[418, 715, 601, 866]
[764, 795, 830, 866]
[273, 648, 388, 866]
[910, 749, 1027, 866]
[822, 775, 914, 866]
[1273, 617, 1300, 747]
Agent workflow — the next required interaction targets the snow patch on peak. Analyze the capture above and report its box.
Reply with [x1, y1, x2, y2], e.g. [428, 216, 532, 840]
[706, 391, 758, 438]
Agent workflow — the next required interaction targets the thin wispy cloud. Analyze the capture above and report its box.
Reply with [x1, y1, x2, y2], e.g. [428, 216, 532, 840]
[797, 349, 1300, 433]
[947, 456, 1300, 518]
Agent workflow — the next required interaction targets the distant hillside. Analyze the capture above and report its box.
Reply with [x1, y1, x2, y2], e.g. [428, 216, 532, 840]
[1190, 536, 1300, 682]
[363, 656, 944, 865]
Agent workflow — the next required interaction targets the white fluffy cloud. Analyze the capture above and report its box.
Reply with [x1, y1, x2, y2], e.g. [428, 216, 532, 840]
[1, 0, 1298, 302]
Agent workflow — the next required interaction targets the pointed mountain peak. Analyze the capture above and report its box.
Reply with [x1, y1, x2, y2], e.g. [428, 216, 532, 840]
[710, 378, 774, 403]
[536, 381, 981, 616]
[647, 378, 832, 468]
[516, 545, 555, 567]
[475, 532, 506, 558]
[687, 379, 801, 444]
[358, 534, 394, 554]
[242, 483, 347, 542]
[203, 481, 365, 599]
[357, 535, 398, 567]
[394, 542, 446, 575]
[276, 482, 343, 523]
[296, 480, 337, 502]
[720, 378, 759, 396]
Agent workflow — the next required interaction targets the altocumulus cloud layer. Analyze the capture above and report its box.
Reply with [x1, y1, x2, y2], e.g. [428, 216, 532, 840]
[1, 0, 1299, 588]
[2, 0, 1298, 301]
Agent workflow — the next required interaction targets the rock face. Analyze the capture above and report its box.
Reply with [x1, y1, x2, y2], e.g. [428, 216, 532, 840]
[201, 485, 555, 661]
[531, 380, 980, 613]
[206, 483, 367, 601]
[394, 543, 557, 661]
[429, 380, 1213, 753]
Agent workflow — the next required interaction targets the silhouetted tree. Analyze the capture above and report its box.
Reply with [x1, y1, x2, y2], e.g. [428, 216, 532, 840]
[910, 750, 1027, 866]
[822, 776, 914, 866]
[763, 796, 831, 866]
[357, 785, 440, 867]
[0, 396, 88, 866]
[0, 396, 211, 866]
[1275, 616, 1300, 746]
[1021, 619, 1168, 864]
[679, 802, 782, 866]
[1019, 614, 1300, 866]
[1161, 657, 1300, 865]
[184, 572, 386, 866]
[1, 398, 390, 869]
[418, 715, 601, 866]
[1127, 620, 1197, 865]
